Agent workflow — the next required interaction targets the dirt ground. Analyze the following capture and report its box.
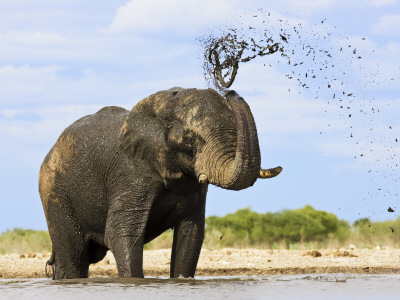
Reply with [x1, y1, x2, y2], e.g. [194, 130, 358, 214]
[1, 248, 399, 278]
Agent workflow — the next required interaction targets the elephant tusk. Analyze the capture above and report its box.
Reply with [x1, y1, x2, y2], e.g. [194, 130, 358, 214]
[199, 174, 208, 184]
[259, 166, 282, 179]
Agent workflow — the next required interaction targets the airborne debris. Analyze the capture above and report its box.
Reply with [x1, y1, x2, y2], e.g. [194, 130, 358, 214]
[201, 31, 281, 90]
[280, 34, 288, 42]
[199, 11, 368, 102]
[198, 9, 400, 221]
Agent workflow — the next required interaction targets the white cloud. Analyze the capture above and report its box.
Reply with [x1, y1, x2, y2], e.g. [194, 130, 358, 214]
[104, 0, 237, 34]
[0, 31, 69, 46]
[373, 14, 400, 36]
[318, 139, 400, 170]
[315, 95, 400, 171]
[252, 95, 335, 135]
[331, 36, 400, 92]
[284, 0, 338, 14]
[0, 105, 101, 139]
[0, 65, 137, 107]
[0, 64, 206, 110]
[284, 0, 396, 13]
[369, 0, 397, 7]
[0, 104, 105, 173]
[0, 65, 60, 105]
[224, 63, 338, 135]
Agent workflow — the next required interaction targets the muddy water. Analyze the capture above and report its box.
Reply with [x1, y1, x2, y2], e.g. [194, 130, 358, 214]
[1, 274, 399, 300]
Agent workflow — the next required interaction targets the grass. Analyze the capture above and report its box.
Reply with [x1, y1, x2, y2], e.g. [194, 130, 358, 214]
[2, 206, 400, 254]
[144, 228, 399, 251]
[0, 228, 51, 254]
[0, 227, 397, 254]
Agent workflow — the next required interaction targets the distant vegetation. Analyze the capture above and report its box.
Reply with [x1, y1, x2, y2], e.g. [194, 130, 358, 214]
[1, 206, 399, 253]
[0, 228, 51, 254]
[146, 206, 400, 250]
[203, 205, 350, 249]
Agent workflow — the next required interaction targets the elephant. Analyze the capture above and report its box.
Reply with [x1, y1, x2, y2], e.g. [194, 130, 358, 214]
[38, 87, 282, 279]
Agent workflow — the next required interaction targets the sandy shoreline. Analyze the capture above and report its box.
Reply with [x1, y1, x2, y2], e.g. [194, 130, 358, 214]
[1, 248, 400, 279]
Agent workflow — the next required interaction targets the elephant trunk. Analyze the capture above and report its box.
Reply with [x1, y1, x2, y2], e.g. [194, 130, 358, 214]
[219, 90, 261, 190]
[200, 90, 261, 190]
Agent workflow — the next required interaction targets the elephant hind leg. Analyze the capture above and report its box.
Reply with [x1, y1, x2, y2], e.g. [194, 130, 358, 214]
[53, 253, 90, 279]
[52, 240, 107, 279]
[51, 237, 91, 279]
[47, 201, 90, 279]
[51, 240, 90, 279]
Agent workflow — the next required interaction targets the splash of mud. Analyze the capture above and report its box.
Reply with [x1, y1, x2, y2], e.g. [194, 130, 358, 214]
[202, 31, 281, 90]
[198, 9, 364, 99]
[197, 9, 400, 226]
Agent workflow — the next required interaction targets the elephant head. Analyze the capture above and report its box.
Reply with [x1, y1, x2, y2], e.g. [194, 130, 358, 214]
[119, 88, 281, 190]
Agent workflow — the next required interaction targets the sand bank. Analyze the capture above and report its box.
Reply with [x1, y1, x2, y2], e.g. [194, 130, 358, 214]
[1, 248, 399, 279]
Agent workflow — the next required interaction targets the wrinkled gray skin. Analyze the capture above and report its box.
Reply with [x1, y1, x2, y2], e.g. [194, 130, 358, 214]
[39, 88, 272, 279]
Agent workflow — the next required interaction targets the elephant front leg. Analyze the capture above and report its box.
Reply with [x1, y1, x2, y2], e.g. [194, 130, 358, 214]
[105, 196, 155, 278]
[108, 233, 145, 277]
[170, 216, 205, 278]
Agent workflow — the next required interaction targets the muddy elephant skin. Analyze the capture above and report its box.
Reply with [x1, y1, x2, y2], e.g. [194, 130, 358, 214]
[39, 87, 279, 279]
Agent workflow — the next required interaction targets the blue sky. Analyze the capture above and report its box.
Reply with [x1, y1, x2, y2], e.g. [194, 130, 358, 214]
[0, 0, 399, 232]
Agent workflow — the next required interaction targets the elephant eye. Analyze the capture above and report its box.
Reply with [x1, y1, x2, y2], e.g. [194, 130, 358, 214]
[183, 131, 194, 143]
[168, 126, 195, 154]
[181, 131, 195, 151]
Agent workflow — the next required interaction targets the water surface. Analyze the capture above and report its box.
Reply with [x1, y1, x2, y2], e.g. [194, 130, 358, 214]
[1, 274, 399, 300]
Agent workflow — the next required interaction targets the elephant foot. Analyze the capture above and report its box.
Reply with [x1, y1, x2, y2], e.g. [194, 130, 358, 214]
[259, 166, 282, 178]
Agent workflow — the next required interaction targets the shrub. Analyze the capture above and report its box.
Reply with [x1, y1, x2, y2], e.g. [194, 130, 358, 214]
[205, 205, 351, 248]
[0, 228, 51, 254]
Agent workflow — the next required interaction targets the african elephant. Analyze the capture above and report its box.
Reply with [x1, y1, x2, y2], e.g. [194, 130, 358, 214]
[39, 87, 282, 279]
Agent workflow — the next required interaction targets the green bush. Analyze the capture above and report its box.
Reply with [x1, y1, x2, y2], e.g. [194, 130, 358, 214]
[205, 205, 350, 248]
[0, 228, 51, 254]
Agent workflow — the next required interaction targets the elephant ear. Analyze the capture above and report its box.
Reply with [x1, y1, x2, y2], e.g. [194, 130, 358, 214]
[118, 92, 184, 188]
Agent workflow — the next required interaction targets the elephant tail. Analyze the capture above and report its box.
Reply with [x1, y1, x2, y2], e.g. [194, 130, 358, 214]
[45, 249, 55, 279]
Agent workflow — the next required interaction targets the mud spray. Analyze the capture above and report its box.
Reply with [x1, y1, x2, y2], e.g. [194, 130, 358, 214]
[198, 9, 400, 228]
